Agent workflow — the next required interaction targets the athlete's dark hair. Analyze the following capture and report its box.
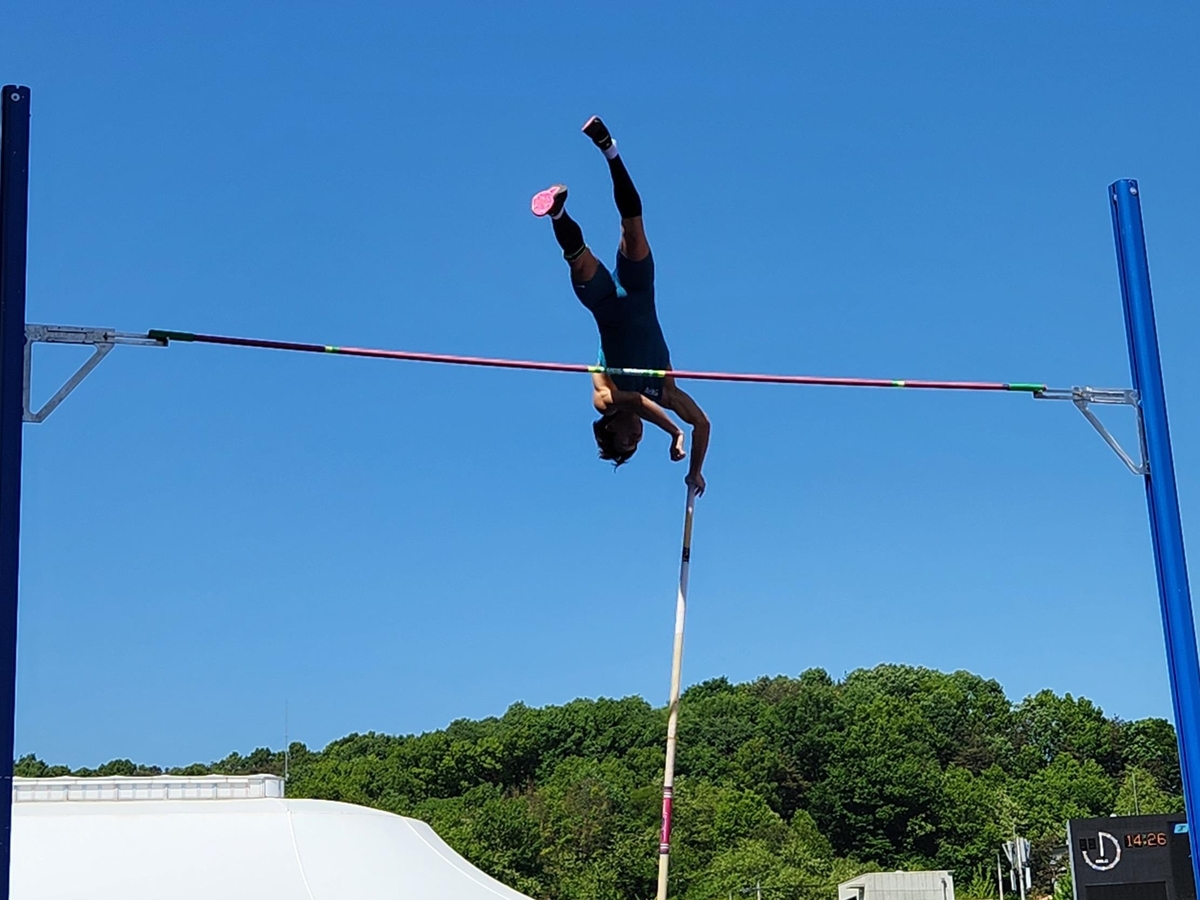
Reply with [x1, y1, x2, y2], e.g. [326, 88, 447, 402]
[593, 417, 636, 468]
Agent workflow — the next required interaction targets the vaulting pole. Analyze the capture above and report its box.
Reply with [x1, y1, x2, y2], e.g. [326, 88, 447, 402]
[656, 485, 697, 900]
[0, 85, 31, 900]
[1110, 178, 1200, 887]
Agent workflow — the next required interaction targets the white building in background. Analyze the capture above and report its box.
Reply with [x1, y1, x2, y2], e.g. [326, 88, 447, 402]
[10, 774, 535, 900]
[839, 870, 956, 900]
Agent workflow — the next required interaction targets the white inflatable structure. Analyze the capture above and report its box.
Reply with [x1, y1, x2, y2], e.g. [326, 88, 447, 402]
[11, 774, 534, 900]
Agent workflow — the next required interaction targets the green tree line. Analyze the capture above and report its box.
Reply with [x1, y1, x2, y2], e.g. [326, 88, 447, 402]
[15, 665, 1183, 899]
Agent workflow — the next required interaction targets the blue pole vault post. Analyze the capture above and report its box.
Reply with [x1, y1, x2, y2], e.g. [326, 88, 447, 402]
[0, 85, 30, 900]
[1110, 179, 1200, 879]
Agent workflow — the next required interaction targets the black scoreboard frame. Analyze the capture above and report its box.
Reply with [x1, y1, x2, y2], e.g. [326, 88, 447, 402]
[1068, 814, 1195, 900]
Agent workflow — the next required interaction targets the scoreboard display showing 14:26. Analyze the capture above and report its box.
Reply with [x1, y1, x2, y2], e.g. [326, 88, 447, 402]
[1068, 814, 1195, 900]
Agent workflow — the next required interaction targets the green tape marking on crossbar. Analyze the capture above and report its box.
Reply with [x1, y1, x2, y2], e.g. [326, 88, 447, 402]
[589, 366, 668, 378]
[1006, 383, 1047, 393]
[893, 380, 906, 387]
[325, 346, 339, 353]
[610, 367, 667, 377]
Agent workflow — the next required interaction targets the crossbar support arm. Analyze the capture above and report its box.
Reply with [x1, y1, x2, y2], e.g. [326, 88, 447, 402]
[1073, 395, 1147, 477]
[22, 325, 164, 423]
[1036, 386, 1148, 476]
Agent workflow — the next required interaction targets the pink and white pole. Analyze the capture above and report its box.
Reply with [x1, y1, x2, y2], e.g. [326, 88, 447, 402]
[656, 485, 697, 900]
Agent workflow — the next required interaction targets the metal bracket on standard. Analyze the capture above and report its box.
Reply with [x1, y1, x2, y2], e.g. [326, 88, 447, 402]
[1035, 386, 1147, 476]
[23, 324, 165, 423]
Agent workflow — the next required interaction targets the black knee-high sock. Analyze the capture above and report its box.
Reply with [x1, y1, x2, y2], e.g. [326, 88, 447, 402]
[607, 155, 642, 220]
[551, 210, 587, 261]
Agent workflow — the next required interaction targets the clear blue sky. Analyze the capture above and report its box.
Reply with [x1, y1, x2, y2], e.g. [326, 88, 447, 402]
[4, 1, 1199, 768]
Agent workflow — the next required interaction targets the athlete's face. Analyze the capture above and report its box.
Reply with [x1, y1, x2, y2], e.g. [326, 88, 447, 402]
[608, 411, 644, 452]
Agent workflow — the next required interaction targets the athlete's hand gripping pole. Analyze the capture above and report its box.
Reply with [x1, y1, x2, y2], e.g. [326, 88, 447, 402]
[656, 484, 697, 900]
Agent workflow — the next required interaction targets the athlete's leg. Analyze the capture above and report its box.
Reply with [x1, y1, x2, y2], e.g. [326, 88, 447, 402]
[532, 184, 599, 282]
[556, 212, 599, 282]
[582, 116, 650, 265]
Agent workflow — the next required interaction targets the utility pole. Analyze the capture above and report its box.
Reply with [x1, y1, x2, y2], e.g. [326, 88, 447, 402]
[283, 701, 290, 782]
[1004, 834, 1030, 900]
[1016, 833, 1027, 900]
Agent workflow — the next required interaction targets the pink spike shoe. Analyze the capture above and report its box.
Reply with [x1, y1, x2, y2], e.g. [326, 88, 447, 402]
[531, 184, 568, 218]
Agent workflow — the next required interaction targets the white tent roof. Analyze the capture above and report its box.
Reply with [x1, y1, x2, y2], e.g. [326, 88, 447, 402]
[11, 775, 535, 900]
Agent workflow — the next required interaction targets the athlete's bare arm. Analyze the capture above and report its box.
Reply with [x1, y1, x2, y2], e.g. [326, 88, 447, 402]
[592, 374, 687, 460]
[663, 379, 711, 493]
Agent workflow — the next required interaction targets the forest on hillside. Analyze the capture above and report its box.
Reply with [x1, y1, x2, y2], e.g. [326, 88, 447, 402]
[16, 665, 1184, 900]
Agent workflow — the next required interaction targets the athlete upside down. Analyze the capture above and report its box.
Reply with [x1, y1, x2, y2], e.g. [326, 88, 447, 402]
[531, 117, 710, 495]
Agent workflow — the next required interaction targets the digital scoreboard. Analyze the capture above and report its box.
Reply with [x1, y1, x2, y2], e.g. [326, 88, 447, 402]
[1068, 814, 1195, 900]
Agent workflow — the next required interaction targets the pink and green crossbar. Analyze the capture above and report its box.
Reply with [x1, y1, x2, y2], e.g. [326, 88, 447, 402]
[147, 330, 1047, 394]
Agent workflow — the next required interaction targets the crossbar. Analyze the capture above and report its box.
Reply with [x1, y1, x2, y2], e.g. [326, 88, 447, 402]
[147, 328, 1046, 393]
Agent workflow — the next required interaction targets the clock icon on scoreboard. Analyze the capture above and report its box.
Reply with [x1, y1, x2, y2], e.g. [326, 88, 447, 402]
[1081, 831, 1122, 872]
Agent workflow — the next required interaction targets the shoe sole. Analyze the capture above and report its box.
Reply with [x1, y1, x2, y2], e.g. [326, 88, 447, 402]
[531, 185, 566, 217]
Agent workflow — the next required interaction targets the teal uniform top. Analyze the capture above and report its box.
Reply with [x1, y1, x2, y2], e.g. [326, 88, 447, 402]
[576, 252, 671, 402]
